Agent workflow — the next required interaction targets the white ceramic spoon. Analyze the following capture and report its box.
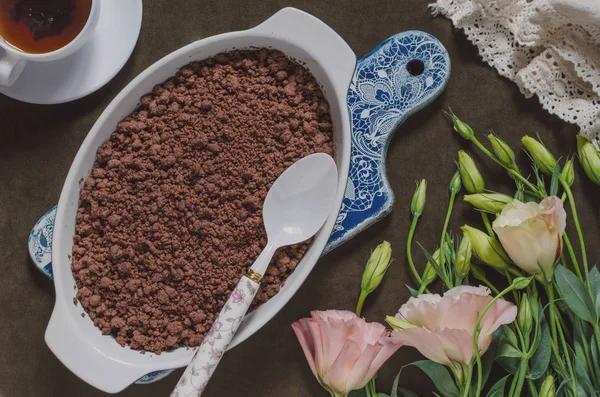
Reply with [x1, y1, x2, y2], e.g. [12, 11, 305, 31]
[171, 153, 338, 397]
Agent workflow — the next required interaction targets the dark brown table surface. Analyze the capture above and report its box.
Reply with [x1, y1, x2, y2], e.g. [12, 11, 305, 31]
[1, 1, 599, 396]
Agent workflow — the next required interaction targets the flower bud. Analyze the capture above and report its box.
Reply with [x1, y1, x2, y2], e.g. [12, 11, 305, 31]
[447, 111, 475, 140]
[512, 277, 531, 290]
[522, 136, 557, 175]
[561, 158, 575, 186]
[539, 375, 555, 397]
[455, 234, 472, 280]
[470, 265, 487, 282]
[577, 135, 600, 185]
[464, 193, 513, 214]
[450, 170, 462, 195]
[458, 151, 485, 194]
[421, 248, 440, 285]
[385, 316, 416, 331]
[411, 179, 427, 217]
[461, 225, 512, 271]
[488, 134, 518, 171]
[518, 293, 532, 333]
[360, 241, 392, 295]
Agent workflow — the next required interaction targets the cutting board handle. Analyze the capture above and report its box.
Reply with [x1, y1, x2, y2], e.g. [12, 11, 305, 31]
[323, 31, 450, 255]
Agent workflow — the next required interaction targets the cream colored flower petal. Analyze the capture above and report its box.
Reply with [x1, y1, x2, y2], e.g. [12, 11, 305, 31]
[366, 335, 403, 381]
[495, 222, 544, 274]
[345, 343, 382, 391]
[397, 294, 442, 329]
[307, 318, 327, 378]
[480, 298, 518, 338]
[435, 290, 492, 332]
[352, 320, 387, 352]
[434, 328, 475, 365]
[313, 311, 355, 370]
[323, 339, 362, 393]
[539, 196, 567, 235]
[494, 200, 541, 228]
[393, 328, 453, 366]
[292, 319, 319, 380]
[312, 310, 358, 323]
[444, 285, 490, 299]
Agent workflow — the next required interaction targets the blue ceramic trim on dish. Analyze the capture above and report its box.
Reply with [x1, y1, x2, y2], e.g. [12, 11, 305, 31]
[323, 30, 450, 254]
[28, 30, 450, 385]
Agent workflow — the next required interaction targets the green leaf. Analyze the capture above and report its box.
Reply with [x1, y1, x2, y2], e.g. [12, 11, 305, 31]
[550, 164, 560, 196]
[497, 343, 522, 358]
[555, 265, 597, 323]
[406, 285, 419, 298]
[528, 307, 551, 380]
[589, 325, 600, 386]
[497, 356, 518, 374]
[418, 243, 449, 287]
[390, 370, 401, 397]
[486, 375, 509, 397]
[376, 394, 390, 397]
[589, 266, 600, 317]
[411, 360, 460, 397]
[503, 325, 519, 347]
[349, 389, 368, 397]
[575, 358, 594, 396]
[397, 388, 419, 397]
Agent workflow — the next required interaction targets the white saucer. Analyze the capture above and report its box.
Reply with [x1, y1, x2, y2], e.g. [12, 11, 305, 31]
[0, 0, 143, 104]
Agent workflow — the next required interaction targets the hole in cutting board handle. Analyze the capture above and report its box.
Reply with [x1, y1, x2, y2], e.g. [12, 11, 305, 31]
[406, 59, 425, 76]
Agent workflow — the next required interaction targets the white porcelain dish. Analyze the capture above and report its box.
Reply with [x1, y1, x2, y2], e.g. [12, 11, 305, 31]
[45, 8, 355, 394]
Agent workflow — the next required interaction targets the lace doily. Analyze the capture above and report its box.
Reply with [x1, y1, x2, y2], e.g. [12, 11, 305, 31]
[430, 0, 600, 148]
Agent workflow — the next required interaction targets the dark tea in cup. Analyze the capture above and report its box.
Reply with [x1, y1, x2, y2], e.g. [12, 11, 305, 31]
[0, 0, 92, 54]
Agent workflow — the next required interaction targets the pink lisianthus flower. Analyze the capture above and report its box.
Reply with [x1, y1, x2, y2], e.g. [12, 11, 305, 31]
[292, 310, 402, 397]
[391, 286, 516, 371]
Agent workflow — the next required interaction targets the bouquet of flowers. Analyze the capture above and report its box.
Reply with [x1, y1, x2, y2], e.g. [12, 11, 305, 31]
[292, 111, 600, 397]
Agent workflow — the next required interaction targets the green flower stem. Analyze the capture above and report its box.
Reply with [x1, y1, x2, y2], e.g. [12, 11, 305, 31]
[559, 177, 590, 283]
[508, 359, 528, 397]
[546, 284, 577, 395]
[439, 190, 457, 269]
[555, 307, 572, 342]
[461, 363, 473, 397]
[416, 280, 432, 296]
[365, 378, 376, 397]
[407, 216, 423, 285]
[593, 324, 600, 369]
[473, 281, 523, 397]
[505, 272, 520, 305]
[544, 284, 564, 368]
[527, 379, 539, 397]
[515, 322, 528, 352]
[563, 232, 583, 281]
[356, 291, 367, 317]
[481, 212, 494, 236]
[577, 319, 600, 389]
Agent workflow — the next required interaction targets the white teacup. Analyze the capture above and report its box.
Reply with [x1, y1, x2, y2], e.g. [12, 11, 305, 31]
[0, 0, 101, 87]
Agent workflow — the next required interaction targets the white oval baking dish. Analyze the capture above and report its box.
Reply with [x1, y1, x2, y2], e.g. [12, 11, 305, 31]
[43, 7, 450, 393]
[46, 7, 354, 393]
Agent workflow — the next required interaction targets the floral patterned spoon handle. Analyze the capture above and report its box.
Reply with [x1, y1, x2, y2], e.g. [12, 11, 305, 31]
[172, 153, 338, 396]
[171, 274, 260, 396]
